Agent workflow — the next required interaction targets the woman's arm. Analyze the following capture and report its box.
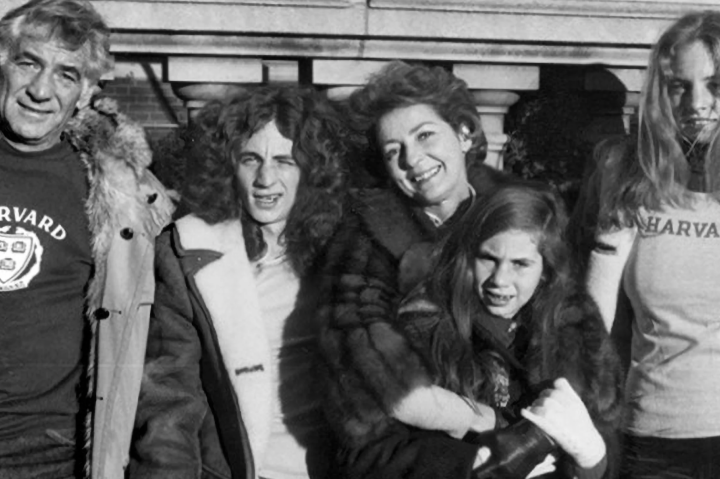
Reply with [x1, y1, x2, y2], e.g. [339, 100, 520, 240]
[582, 137, 636, 332]
[129, 231, 207, 479]
[392, 385, 496, 438]
[318, 202, 495, 479]
[586, 227, 636, 331]
[392, 289, 496, 439]
[318, 207, 436, 439]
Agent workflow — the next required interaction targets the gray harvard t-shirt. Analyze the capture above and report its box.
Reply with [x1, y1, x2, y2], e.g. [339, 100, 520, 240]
[0, 138, 91, 440]
[624, 194, 720, 438]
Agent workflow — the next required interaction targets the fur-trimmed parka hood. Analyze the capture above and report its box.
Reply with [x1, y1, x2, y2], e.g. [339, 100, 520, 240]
[65, 96, 173, 311]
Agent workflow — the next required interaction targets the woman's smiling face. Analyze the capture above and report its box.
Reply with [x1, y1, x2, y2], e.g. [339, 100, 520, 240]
[377, 103, 471, 220]
[473, 229, 544, 319]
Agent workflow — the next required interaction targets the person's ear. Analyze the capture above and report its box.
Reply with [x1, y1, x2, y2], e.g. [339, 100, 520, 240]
[458, 124, 472, 154]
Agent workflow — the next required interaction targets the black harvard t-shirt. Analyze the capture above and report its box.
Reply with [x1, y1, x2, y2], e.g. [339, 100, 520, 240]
[0, 138, 91, 439]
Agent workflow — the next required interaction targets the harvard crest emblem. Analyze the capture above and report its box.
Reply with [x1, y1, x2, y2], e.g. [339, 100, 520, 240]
[0, 226, 43, 291]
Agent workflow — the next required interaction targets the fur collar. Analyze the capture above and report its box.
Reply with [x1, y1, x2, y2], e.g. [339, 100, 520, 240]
[63, 97, 173, 479]
[65, 96, 168, 312]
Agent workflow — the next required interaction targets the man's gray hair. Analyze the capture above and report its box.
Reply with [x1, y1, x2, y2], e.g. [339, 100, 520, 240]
[0, 0, 112, 82]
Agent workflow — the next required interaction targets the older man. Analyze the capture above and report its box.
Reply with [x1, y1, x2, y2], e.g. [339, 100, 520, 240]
[0, 0, 173, 477]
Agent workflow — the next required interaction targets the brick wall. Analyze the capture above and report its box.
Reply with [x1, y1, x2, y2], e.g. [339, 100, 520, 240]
[101, 74, 188, 143]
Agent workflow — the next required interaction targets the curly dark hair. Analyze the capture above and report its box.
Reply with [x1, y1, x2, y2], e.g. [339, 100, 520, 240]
[182, 85, 349, 276]
[343, 60, 487, 183]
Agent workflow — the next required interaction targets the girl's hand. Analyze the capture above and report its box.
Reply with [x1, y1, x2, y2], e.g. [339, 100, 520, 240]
[473, 447, 491, 469]
[468, 401, 496, 434]
[521, 378, 606, 469]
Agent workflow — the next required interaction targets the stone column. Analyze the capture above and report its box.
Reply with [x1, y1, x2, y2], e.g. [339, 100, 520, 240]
[312, 59, 388, 101]
[168, 57, 299, 120]
[171, 83, 246, 121]
[454, 64, 540, 170]
[471, 90, 520, 170]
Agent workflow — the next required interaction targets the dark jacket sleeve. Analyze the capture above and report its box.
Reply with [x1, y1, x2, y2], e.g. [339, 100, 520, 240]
[129, 230, 207, 479]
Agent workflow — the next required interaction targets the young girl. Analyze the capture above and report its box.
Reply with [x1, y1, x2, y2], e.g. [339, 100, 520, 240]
[394, 184, 624, 478]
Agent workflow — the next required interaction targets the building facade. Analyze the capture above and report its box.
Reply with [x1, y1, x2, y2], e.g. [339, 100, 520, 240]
[2, 0, 716, 170]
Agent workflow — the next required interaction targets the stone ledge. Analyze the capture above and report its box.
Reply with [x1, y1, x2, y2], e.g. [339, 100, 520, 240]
[366, 9, 672, 44]
[167, 56, 263, 83]
[0, 0, 680, 45]
[113, 33, 652, 68]
[143, 0, 360, 5]
[0, 0, 688, 45]
[454, 64, 539, 90]
[370, 0, 719, 19]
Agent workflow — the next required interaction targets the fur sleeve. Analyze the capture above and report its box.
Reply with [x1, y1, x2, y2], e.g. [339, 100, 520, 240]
[317, 206, 434, 447]
[549, 292, 625, 478]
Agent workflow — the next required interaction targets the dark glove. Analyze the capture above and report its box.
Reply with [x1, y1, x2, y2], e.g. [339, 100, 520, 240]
[465, 419, 556, 479]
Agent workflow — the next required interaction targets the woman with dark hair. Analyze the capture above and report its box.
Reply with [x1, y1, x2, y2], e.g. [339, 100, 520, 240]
[395, 184, 623, 479]
[318, 61, 512, 477]
[130, 86, 348, 479]
[581, 11, 720, 478]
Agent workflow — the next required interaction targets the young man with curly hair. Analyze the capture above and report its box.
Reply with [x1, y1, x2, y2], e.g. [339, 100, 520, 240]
[130, 86, 348, 479]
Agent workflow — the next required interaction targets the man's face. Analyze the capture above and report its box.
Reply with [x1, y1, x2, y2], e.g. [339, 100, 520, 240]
[234, 120, 301, 236]
[0, 36, 92, 152]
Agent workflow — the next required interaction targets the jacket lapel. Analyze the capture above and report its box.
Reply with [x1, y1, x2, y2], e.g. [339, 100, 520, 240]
[175, 215, 272, 472]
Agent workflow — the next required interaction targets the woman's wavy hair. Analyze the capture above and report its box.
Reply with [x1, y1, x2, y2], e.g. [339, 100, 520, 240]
[424, 183, 573, 401]
[0, 0, 112, 82]
[601, 11, 720, 226]
[182, 85, 348, 276]
[343, 60, 487, 183]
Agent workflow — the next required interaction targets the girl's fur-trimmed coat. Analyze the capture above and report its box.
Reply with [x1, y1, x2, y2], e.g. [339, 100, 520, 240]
[400, 285, 624, 478]
[62, 97, 174, 478]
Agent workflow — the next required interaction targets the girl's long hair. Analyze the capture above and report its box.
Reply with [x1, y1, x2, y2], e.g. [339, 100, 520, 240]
[424, 183, 573, 400]
[601, 11, 720, 227]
